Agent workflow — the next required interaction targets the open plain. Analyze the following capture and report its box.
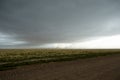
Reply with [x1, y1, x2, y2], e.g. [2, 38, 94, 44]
[0, 49, 120, 80]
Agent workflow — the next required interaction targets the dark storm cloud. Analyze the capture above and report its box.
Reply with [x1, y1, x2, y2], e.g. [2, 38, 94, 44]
[0, 0, 120, 48]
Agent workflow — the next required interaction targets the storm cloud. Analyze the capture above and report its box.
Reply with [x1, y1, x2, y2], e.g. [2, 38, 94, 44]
[0, 0, 120, 48]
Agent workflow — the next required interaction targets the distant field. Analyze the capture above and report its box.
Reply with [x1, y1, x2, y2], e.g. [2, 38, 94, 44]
[0, 49, 120, 71]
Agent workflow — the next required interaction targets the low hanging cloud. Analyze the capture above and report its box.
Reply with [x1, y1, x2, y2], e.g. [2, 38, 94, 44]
[0, 0, 120, 48]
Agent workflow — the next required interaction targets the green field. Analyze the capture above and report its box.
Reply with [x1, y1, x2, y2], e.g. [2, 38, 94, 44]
[0, 49, 120, 71]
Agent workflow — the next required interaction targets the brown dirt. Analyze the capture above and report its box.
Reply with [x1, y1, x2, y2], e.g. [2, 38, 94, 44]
[0, 54, 120, 80]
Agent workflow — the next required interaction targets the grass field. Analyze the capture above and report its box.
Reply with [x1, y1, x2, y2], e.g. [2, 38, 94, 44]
[0, 49, 120, 71]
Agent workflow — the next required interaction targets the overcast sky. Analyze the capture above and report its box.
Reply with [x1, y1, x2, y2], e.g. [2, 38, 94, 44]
[0, 0, 120, 48]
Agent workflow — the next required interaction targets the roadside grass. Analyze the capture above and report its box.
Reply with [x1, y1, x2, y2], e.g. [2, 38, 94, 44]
[0, 49, 120, 71]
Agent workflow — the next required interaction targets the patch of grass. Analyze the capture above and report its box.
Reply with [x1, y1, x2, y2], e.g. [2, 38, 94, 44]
[0, 49, 120, 71]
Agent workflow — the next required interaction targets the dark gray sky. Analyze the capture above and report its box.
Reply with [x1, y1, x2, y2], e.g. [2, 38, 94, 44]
[0, 0, 120, 48]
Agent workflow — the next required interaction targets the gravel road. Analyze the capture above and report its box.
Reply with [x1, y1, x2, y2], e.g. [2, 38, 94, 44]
[0, 54, 120, 80]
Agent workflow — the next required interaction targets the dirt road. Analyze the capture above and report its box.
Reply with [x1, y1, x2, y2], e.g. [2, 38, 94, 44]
[0, 54, 120, 80]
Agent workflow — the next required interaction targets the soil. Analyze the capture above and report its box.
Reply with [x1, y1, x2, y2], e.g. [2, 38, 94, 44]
[0, 54, 120, 80]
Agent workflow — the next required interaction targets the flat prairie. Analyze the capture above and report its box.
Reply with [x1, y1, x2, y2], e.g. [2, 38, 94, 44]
[0, 53, 120, 80]
[0, 49, 120, 80]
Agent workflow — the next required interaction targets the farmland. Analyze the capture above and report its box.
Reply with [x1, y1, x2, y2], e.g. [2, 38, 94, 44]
[0, 49, 120, 71]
